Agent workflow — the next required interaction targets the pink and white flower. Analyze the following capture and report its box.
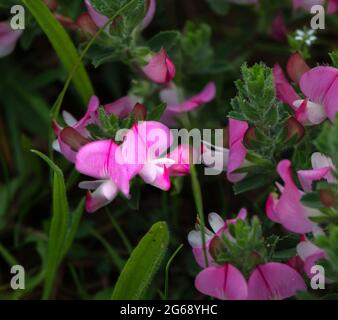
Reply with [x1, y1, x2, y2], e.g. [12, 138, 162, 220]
[273, 58, 338, 124]
[297, 236, 326, 278]
[266, 155, 335, 234]
[188, 209, 247, 268]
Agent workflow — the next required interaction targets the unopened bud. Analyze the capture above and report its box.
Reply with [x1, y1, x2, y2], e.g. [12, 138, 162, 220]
[60, 128, 90, 151]
[77, 13, 97, 36]
[285, 117, 305, 142]
[132, 103, 147, 121]
[320, 189, 336, 207]
[286, 52, 310, 84]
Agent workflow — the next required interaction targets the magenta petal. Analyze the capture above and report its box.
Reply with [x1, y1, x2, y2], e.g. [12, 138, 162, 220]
[273, 64, 300, 108]
[265, 193, 281, 223]
[142, 0, 156, 29]
[227, 119, 248, 183]
[76, 140, 130, 196]
[142, 48, 176, 84]
[85, 180, 118, 213]
[74, 95, 100, 134]
[195, 264, 248, 300]
[304, 250, 326, 278]
[166, 82, 216, 113]
[84, 0, 108, 28]
[323, 75, 338, 122]
[275, 160, 314, 233]
[300, 66, 338, 105]
[104, 96, 135, 119]
[248, 263, 306, 300]
[297, 167, 331, 192]
[166, 144, 194, 176]
[0, 21, 22, 58]
[192, 246, 215, 269]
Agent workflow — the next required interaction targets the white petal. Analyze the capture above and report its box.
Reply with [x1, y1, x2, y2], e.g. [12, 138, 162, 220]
[208, 212, 225, 233]
[188, 230, 202, 247]
[297, 240, 320, 261]
[62, 110, 78, 127]
[139, 163, 157, 183]
[52, 139, 61, 152]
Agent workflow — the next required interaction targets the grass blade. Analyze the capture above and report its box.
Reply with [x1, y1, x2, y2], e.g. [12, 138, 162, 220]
[112, 221, 169, 300]
[22, 0, 94, 105]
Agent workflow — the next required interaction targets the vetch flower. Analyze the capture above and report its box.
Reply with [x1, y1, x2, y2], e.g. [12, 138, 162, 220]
[266, 158, 332, 234]
[297, 236, 327, 278]
[142, 48, 176, 84]
[159, 82, 216, 125]
[273, 58, 338, 124]
[0, 21, 22, 58]
[76, 140, 138, 213]
[188, 209, 247, 268]
[122, 121, 192, 191]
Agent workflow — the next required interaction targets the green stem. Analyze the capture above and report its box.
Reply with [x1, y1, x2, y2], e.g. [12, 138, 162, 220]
[164, 244, 183, 300]
[189, 147, 209, 268]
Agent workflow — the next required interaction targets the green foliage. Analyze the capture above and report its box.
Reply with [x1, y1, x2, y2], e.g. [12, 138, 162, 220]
[316, 226, 338, 283]
[214, 217, 267, 278]
[112, 221, 169, 300]
[180, 22, 214, 74]
[22, 0, 94, 106]
[31, 150, 84, 299]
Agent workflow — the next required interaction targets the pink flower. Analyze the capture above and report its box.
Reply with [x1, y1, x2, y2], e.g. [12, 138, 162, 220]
[53, 96, 100, 162]
[121, 121, 192, 190]
[297, 237, 326, 278]
[159, 82, 216, 125]
[0, 21, 22, 58]
[188, 209, 247, 268]
[76, 140, 139, 213]
[273, 60, 338, 124]
[227, 119, 249, 183]
[142, 48, 176, 84]
[266, 156, 333, 234]
[195, 262, 306, 300]
[85, 0, 156, 30]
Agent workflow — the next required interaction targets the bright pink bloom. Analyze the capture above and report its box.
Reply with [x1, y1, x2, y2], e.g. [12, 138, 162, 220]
[122, 121, 190, 190]
[142, 48, 176, 84]
[159, 82, 216, 125]
[195, 264, 248, 300]
[0, 21, 22, 58]
[227, 119, 249, 183]
[188, 209, 247, 268]
[273, 63, 338, 124]
[297, 237, 326, 278]
[76, 140, 135, 212]
[266, 158, 330, 234]
[195, 262, 306, 300]
[104, 96, 136, 119]
[247, 262, 306, 300]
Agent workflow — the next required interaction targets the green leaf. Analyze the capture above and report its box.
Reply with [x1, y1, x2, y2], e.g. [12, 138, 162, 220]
[301, 192, 324, 209]
[22, 0, 94, 105]
[148, 31, 181, 52]
[111, 221, 169, 300]
[329, 51, 338, 67]
[31, 150, 84, 299]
